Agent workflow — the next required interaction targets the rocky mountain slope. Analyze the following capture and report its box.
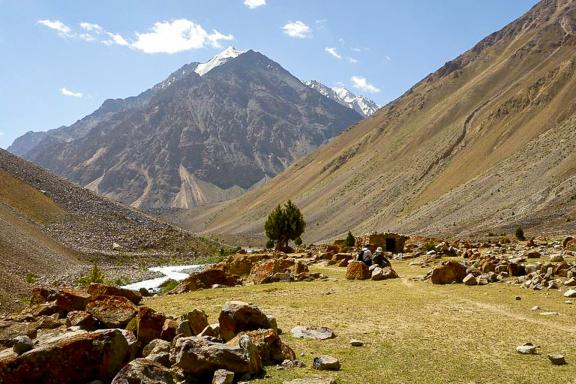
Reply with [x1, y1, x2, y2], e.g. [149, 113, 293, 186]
[9, 48, 362, 209]
[0, 149, 217, 311]
[305, 80, 380, 117]
[171, 0, 576, 242]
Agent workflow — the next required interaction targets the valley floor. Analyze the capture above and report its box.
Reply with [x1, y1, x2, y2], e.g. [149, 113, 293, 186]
[148, 260, 576, 383]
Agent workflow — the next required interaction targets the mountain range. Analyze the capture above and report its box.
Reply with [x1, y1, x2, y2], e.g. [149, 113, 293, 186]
[304, 80, 379, 117]
[169, 0, 576, 242]
[9, 48, 362, 209]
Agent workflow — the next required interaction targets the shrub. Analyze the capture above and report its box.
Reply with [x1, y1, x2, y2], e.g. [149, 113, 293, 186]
[295, 237, 303, 246]
[78, 261, 105, 287]
[345, 231, 356, 247]
[515, 226, 526, 241]
[26, 273, 39, 284]
[266, 239, 275, 249]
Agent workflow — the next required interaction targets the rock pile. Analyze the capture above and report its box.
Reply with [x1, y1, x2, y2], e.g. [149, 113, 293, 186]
[0, 291, 298, 384]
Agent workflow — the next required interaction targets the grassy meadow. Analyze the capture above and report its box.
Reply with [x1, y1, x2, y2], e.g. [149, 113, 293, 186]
[147, 260, 576, 383]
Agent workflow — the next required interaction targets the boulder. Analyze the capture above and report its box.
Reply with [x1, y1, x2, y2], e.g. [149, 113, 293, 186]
[87, 283, 142, 305]
[0, 329, 132, 384]
[547, 354, 567, 365]
[184, 309, 209, 335]
[0, 321, 37, 348]
[251, 259, 296, 284]
[51, 289, 92, 314]
[218, 301, 272, 341]
[564, 237, 576, 250]
[142, 339, 171, 358]
[312, 355, 341, 371]
[111, 358, 175, 384]
[136, 307, 166, 347]
[86, 295, 138, 328]
[291, 326, 335, 340]
[549, 254, 564, 263]
[199, 323, 220, 338]
[227, 329, 295, 365]
[350, 339, 364, 347]
[30, 287, 59, 305]
[212, 369, 235, 384]
[507, 263, 526, 277]
[224, 254, 271, 276]
[160, 319, 178, 341]
[171, 335, 262, 377]
[345, 261, 370, 280]
[516, 343, 537, 354]
[463, 274, 478, 286]
[430, 261, 467, 284]
[171, 268, 241, 294]
[66, 310, 100, 330]
[12, 336, 34, 355]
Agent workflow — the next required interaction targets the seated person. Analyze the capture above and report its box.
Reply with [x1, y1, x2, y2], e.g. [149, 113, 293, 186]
[372, 247, 391, 268]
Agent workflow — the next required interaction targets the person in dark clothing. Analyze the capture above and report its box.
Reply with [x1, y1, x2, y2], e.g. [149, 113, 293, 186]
[372, 247, 391, 268]
[357, 244, 372, 266]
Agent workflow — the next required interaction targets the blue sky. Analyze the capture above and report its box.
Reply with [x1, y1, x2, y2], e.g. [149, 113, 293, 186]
[0, 0, 539, 149]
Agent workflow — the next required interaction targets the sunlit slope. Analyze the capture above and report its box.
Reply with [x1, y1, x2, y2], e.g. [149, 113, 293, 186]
[172, 0, 576, 241]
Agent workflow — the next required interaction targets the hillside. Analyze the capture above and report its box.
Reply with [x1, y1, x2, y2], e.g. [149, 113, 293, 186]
[0, 149, 217, 311]
[9, 48, 361, 210]
[169, 0, 576, 242]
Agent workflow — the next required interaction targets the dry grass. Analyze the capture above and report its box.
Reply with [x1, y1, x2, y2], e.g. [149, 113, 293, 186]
[147, 261, 576, 383]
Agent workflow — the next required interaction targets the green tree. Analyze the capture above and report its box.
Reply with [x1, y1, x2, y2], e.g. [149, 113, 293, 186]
[515, 226, 526, 241]
[345, 231, 356, 248]
[294, 237, 303, 246]
[264, 200, 306, 251]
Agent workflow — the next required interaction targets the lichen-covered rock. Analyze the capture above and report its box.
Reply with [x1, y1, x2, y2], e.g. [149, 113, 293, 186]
[87, 283, 142, 305]
[86, 295, 138, 328]
[111, 358, 175, 384]
[0, 329, 132, 384]
[171, 268, 241, 294]
[345, 261, 370, 280]
[136, 307, 166, 347]
[227, 329, 295, 365]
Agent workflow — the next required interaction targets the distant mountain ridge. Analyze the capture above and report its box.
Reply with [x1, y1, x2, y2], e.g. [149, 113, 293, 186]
[9, 48, 362, 209]
[171, 0, 576, 242]
[305, 80, 379, 117]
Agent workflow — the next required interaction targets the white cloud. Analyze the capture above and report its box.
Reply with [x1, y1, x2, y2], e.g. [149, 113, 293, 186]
[79, 22, 103, 33]
[351, 76, 380, 93]
[38, 18, 233, 54]
[324, 47, 342, 59]
[347, 57, 359, 64]
[0, 131, 4, 136]
[131, 19, 233, 54]
[38, 19, 72, 36]
[104, 32, 130, 46]
[282, 21, 311, 38]
[244, 0, 266, 9]
[60, 88, 83, 98]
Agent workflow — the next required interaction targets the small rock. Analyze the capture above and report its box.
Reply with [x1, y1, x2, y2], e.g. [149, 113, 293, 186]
[312, 355, 341, 371]
[563, 278, 576, 287]
[350, 339, 364, 347]
[564, 289, 576, 298]
[12, 335, 34, 355]
[531, 306, 540, 311]
[516, 343, 537, 354]
[283, 378, 337, 384]
[212, 369, 235, 384]
[279, 359, 306, 369]
[291, 326, 335, 340]
[565, 300, 573, 305]
[547, 354, 567, 365]
[515, 296, 522, 301]
[463, 274, 478, 286]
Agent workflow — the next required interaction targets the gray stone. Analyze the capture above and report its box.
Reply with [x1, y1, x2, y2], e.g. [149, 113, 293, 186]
[547, 354, 567, 365]
[291, 326, 335, 340]
[463, 274, 478, 286]
[111, 358, 175, 384]
[564, 289, 576, 298]
[283, 378, 337, 384]
[516, 343, 537, 354]
[12, 335, 34, 355]
[350, 339, 364, 347]
[312, 355, 341, 371]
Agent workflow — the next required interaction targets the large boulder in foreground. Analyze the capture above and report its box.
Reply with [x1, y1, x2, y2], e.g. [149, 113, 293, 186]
[430, 261, 467, 284]
[171, 335, 262, 377]
[345, 261, 370, 280]
[86, 295, 138, 328]
[171, 268, 241, 294]
[111, 358, 175, 384]
[0, 329, 132, 384]
[218, 301, 272, 342]
[87, 283, 142, 305]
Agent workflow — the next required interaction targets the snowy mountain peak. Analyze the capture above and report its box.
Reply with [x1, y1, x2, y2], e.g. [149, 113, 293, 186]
[194, 46, 246, 76]
[305, 80, 379, 117]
